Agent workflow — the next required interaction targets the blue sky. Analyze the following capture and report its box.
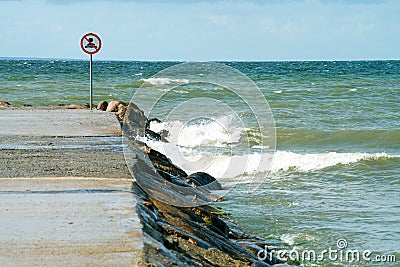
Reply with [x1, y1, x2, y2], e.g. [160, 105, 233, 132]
[0, 0, 399, 61]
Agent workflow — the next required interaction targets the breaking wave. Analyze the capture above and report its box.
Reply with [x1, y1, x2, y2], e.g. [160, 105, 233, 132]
[144, 118, 398, 179]
[140, 77, 190, 85]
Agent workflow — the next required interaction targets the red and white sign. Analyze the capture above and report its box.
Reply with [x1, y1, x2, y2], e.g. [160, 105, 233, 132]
[80, 33, 102, 55]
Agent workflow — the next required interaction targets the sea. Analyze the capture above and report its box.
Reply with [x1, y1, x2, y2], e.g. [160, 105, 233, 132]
[1, 59, 399, 266]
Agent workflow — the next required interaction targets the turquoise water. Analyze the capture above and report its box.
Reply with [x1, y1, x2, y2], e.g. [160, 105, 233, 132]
[0, 59, 173, 106]
[1, 59, 399, 266]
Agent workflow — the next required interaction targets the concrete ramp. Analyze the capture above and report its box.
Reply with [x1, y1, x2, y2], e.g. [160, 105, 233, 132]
[0, 178, 142, 267]
[0, 109, 143, 266]
[0, 109, 122, 136]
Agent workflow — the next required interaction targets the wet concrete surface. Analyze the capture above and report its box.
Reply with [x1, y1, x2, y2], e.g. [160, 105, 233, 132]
[0, 109, 122, 136]
[0, 178, 143, 267]
[0, 108, 143, 266]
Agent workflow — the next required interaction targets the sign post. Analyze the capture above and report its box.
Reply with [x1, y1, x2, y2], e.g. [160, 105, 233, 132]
[80, 33, 102, 110]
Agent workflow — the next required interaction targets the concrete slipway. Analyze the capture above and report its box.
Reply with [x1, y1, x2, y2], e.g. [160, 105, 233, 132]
[0, 109, 143, 266]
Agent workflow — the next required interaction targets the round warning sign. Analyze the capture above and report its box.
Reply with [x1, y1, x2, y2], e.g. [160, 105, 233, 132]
[80, 33, 102, 54]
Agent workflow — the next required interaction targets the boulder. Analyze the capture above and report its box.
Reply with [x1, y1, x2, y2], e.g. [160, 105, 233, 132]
[122, 102, 148, 136]
[123, 102, 286, 266]
[116, 104, 127, 120]
[186, 172, 222, 190]
[156, 170, 194, 188]
[64, 104, 85, 109]
[145, 129, 162, 141]
[0, 100, 10, 106]
[146, 118, 169, 142]
[97, 100, 108, 111]
[106, 100, 123, 112]
[147, 148, 187, 179]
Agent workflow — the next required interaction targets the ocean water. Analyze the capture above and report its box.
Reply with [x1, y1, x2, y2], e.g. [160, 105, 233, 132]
[1, 59, 399, 266]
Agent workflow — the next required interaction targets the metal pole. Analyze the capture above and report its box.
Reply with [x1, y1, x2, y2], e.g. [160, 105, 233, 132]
[89, 54, 93, 110]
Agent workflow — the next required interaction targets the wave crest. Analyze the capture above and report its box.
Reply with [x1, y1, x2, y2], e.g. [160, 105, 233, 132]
[271, 151, 397, 173]
[144, 117, 398, 180]
[140, 77, 189, 85]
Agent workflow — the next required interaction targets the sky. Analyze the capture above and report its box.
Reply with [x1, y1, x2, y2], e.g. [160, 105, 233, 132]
[0, 0, 399, 61]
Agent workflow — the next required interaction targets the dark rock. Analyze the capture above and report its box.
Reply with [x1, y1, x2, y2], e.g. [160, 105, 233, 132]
[145, 117, 162, 129]
[146, 117, 170, 142]
[122, 102, 148, 136]
[170, 214, 257, 263]
[142, 232, 188, 267]
[132, 183, 165, 243]
[145, 128, 162, 141]
[144, 188, 287, 265]
[124, 101, 287, 266]
[186, 172, 222, 190]
[150, 197, 205, 225]
[137, 204, 165, 243]
[0, 100, 10, 106]
[97, 100, 108, 111]
[149, 196, 255, 263]
[156, 170, 192, 187]
[147, 148, 188, 179]
[241, 242, 285, 266]
[225, 220, 248, 239]
[167, 236, 249, 266]
[190, 206, 229, 237]
[157, 221, 213, 249]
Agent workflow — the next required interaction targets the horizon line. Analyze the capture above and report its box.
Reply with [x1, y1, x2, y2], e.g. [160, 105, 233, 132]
[1, 56, 399, 63]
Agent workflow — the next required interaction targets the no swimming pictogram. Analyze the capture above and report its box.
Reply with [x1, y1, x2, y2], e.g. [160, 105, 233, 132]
[80, 33, 102, 54]
[80, 32, 102, 110]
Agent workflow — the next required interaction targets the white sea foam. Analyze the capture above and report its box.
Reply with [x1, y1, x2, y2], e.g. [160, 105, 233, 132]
[140, 77, 189, 85]
[140, 140, 273, 179]
[143, 135, 397, 179]
[270, 151, 396, 173]
[144, 118, 398, 179]
[280, 233, 316, 246]
[146, 118, 267, 178]
[149, 116, 244, 147]
[178, 151, 396, 178]
[280, 233, 296, 246]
